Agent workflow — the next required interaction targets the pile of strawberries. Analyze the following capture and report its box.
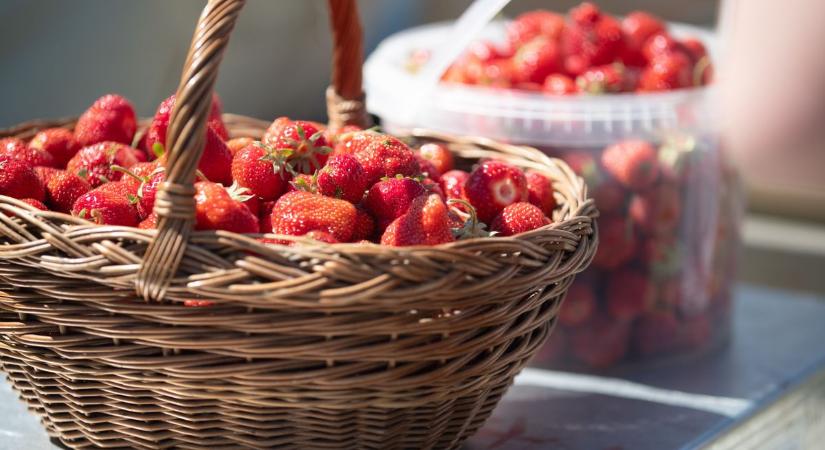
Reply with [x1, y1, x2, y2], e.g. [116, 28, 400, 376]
[411, 2, 712, 94]
[0, 94, 561, 247]
[530, 138, 738, 368]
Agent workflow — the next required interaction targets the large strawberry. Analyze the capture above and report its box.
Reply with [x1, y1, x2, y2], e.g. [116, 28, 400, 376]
[71, 184, 140, 226]
[638, 52, 692, 92]
[464, 160, 528, 223]
[507, 10, 566, 46]
[0, 157, 45, 201]
[562, 2, 625, 76]
[439, 170, 470, 204]
[316, 154, 369, 204]
[353, 136, 420, 185]
[262, 117, 331, 174]
[0, 137, 55, 168]
[231, 143, 290, 201]
[74, 94, 137, 147]
[269, 191, 357, 242]
[194, 181, 259, 233]
[44, 170, 91, 213]
[381, 194, 455, 246]
[28, 128, 78, 167]
[490, 202, 550, 236]
[620, 11, 665, 67]
[364, 176, 426, 224]
[66, 142, 140, 187]
[601, 139, 660, 191]
[512, 37, 563, 84]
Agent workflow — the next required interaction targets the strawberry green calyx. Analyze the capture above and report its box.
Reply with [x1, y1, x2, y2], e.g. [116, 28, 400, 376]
[447, 199, 496, 239]
[225, 180, 254, 203]
[256, 142, 296, 177]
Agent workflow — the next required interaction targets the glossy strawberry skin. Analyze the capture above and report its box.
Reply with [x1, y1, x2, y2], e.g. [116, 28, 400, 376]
[194, 182, 259, 233]
[543, 74, 577, 95]
[29, 128, 78, 167]
[197, 126, 233, 185]
[526, 171, 557, 215]
[263, 118, 331, 174]
[316, 154, 369, 204]
[621, 11, 666, 67]
[562, 3, 625, 75]
[380, 194, 455, 246]
[490, 202, 550, 236]
[0, 137, 56, 168]
[507, 10, 566, 46]
[138, 212, 158, 230]
[45, 170, 91, 213]
[270, 191, 356, 242]
[71, 186, 140, 226]
[512, 37, 563, 84]
[354, 136, 420, 185]
[638, 52, 692, 92]
[0, 157, 45, 201]
[135, 170, 165, 219]
[74, 94, 137, 147]
[364, 177, 427, 223]
[66, 142, 140, 187]
[439, 170, 470, 204]
[418, 143, 454, 175]
[231, 144, 290, 201]
[332, 130, 381, 156]
[464, 161, 528, 223]
[601, 139, 660, 191]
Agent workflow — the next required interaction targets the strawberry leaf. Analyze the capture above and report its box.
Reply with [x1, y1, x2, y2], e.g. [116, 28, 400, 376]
[152, 142, 166, 159]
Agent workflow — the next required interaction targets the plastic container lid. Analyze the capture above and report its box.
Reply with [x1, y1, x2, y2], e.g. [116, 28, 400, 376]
[365, 21, 719, 148]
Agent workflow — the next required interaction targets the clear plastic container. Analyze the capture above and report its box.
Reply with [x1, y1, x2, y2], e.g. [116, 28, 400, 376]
[365, 21, 743, 370]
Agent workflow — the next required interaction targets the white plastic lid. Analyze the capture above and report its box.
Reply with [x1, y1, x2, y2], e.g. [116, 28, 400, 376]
[365, 21, 719, 148]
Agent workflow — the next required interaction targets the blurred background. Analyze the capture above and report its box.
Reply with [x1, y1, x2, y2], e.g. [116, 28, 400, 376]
[1, 0, 823, 294]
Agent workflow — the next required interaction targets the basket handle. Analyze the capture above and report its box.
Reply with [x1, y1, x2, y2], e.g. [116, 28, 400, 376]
[136, 0, 369, 302]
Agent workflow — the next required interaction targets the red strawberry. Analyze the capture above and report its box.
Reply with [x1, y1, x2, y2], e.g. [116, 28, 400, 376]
[231, 143, 290, 201]
[262, 117, 331, 174]
[144, 94, 227, 155]
[559, 280, 596, 327]
[303, 230, 339, 244]
[469, 58, 514, 88]
[512, 37, 563, 84]
[0, 137, 55, 167]
[639, 52, 692, 91]
[464, 160, 528, 223]
[351, 208, 376, 242]
[19, 198, 48, 211]
[641, 33, 683, 62]
[28, 128, 78, 167]
[601, 139, 660, 191]
[525, 171, 556, 215]
[621, 11, 665, 67]
[71, 185, 140, 226]
[119, 161, 160, 192]
[415, 155, 442, 181]
[258, 200, 275, 233]
[681, 37, 708, 64]
[270, 191, 356, 242]
[490, 202, 549, 236]
[418, 143, 454, 175]
[592, 180, 626, 214]
[287, 174, 316, 193]
[66, 142, 140, 187]
[138, 212, 158, 230]
[542, 74, 577, 95]
[44, 170, 91, 213]
[316, 154, 369, 204]
[95, 181, 139, 200]
[114, 165, 165, 219]
[466, 40, 509, 63]
[332, 129, 381, 156]
[354, 135, 419, 185]
[364, 176, 427, 223]
[606, 268, 654, 321]
[0, 158, 45, 201]
[570, 314, 630, 368]
[33, 166, 60, 185]
[239, 193, 261, 217]
[439, 170, 470, 204]
[381, 194, 455, 246]
[227, 137, 255, 156]
[576, 63, 626, 94]
[633, 311, 679, 357]
[196, 126, 233, 185]
[629, 182, 682, 236]
[507, 10, 566, 46]
[592, 215, 637, 269]
[562, 3, 624, 75]
[74, 94, 137, 147]
[194, 181, 259, 233]
[421, 177, 445, 200]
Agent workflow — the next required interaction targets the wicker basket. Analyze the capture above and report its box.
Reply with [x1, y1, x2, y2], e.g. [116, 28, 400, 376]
[0, 1, 598, 449]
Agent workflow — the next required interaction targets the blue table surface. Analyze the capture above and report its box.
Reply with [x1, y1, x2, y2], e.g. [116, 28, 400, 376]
[2, 284, 824, 450]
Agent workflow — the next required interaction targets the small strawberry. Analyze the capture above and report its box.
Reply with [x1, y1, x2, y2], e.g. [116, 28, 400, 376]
[231, 143, 290, 201]
[227, 137, 255, 156]
[570, 314, 630, 368]
[629, 182, 682, 236]
[0, 158, 45, 201]
[354, 135, 420, 185]
[0, 137, 56, 167]
[415, 155, 442, 181]
[364, 176, 427, 223]
[316, 154, 369, 204]
[512, 37, 563, 84]
[490, 202, 550, 236]
[144, 94, 227, 155]
[112, 165, 165, 219]
[576, 63, 626, 94]
[28, 128, 78, 167]
[592, 179, 626, 214]
[641, 33, 683, 62]
[507, 10, 566, 46]
[606, 268, 654, 321]
[71, 185, 140, 226]
[381, 194, 455, 246]
[559, 280, 596, 327]
[194, 181, 259, 233]
[66, 142, 140, 187]
[197, 126, 233, 185]
[620, 11, 666, 67]
[601, 139, 660, 191]
[542, 73, 577, 95]
[439, 170, 470, 204]
[562, 3, 625, 75]
[44, 170, 91, 213]
[258, 200, 275, 233]
[262, 117, 331, 174]
[270, 191, 356, 242]
[74, 94, 137, 147]
[592, 215, 637, 269]
[638, 52, 692, 92]
[464, 160, 528, 223]
[138, 212, 158, 230]
[418, 142, 454, 174]
[525, 171, 556, 215]
[351, 208, 376, 242]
